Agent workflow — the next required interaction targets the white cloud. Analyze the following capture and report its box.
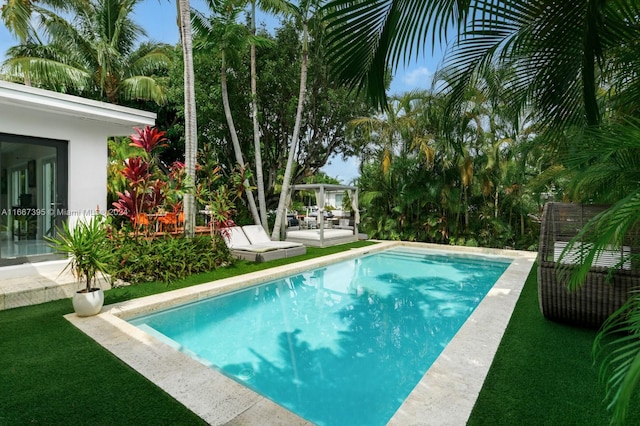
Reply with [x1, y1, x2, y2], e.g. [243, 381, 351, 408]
[322, 155, 361, 184]
[402, 67, 433, 87]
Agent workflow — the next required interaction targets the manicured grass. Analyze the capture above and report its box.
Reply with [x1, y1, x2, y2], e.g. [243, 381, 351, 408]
[0, 241, 375, 425]
[468, 265, 640, 425]
[5, 244, 632, 425]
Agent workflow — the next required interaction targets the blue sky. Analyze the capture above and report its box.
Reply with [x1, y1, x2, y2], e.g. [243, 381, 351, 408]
[0, 0, 444, 183]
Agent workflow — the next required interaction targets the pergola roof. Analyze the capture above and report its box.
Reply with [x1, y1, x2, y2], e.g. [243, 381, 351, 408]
[290, 183, 357, 192]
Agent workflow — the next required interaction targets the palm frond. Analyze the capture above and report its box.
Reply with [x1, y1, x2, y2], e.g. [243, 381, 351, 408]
[2, 56, 91, 90]
[323, 0, 470, 108]
[1, 0, 32, 41]
[562, 119, 640, 202]
[258, 0, 297, 16]
[119, 75, 167, 105]
[594, 289, 640, 425]
[126, 50, 172, 78]
[563, 191, 640, 291]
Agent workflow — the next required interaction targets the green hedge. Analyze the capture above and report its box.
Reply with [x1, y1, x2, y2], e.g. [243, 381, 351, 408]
[109, 234, 233, 284]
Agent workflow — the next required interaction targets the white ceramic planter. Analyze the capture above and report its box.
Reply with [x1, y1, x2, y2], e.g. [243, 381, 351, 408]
[72, 288, 104, 317]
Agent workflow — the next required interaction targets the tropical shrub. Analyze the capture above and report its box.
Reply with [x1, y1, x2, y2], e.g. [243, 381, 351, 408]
[109, 234, 232, 285]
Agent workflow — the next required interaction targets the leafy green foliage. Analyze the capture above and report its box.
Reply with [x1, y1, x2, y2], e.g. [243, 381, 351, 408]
[594, 289, 640, 425]
[2, 0, 172, 105]
[354, 86, 540, 250]
[45, 215, 114, 292]
[109, 234, 232, 285]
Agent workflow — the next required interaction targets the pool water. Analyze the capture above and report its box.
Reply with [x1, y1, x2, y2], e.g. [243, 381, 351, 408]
[129, 247, 511, 425]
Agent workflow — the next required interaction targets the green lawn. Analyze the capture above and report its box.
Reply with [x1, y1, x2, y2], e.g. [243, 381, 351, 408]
[468, 265, 640, 425]
[1, 244, 634, 425]
[0, 241, 374, 425]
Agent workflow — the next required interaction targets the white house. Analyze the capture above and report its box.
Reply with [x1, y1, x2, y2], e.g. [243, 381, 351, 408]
[0, 80, 156, 266]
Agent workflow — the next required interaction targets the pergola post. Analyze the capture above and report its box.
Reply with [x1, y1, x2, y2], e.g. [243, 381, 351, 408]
[353, 188, 359, 236]
[318, 186, 325, 247]
[287, 183, 359, 247]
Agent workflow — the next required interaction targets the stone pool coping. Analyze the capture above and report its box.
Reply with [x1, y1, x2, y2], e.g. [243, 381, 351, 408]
[65, 241, 536, 425]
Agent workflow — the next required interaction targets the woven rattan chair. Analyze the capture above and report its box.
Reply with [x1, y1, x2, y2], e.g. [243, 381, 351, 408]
[538, 202, 640, 328]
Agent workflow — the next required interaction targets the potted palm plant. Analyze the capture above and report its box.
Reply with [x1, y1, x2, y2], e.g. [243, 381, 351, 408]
[47, 215, 113, 316]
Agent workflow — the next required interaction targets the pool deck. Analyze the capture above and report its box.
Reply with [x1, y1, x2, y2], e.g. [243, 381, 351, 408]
[65, 241, 536, 425]
[0, 259, 111, 311]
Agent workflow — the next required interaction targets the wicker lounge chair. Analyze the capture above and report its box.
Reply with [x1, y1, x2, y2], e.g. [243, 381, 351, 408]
[223, 226, 305, 262]
[537, 202, 640, 328]
[242, 225, 306, 258]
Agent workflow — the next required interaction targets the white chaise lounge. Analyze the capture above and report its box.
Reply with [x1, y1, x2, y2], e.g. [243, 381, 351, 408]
[223, 226, 306, 262]
[242, 225, 306, 252]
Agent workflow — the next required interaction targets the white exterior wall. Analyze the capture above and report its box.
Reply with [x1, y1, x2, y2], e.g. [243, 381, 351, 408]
[0, 81, 156, 224]
[2, 107, 108, 215]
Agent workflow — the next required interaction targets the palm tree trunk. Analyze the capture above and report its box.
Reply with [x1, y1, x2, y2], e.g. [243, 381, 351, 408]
[250, 0, 269, 232]
[178, 0, 197, 238]
[464, 186, 469, 231]
[221, 49, 261, 225]
[582, 0, 601, 126]
[271, 19, 309, 240]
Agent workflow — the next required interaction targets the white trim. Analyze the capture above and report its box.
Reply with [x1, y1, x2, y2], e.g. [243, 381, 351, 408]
[0, 81, 156, 126]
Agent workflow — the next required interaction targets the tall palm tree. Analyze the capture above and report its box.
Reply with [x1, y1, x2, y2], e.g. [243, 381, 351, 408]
[177, 0, 198, 237]
[249, 0, 269, 231]
[349, 91, 422, 175]
[248, 0, 294, 232]
[192, 0, 262, 225]
[270, 0, 323, 240]
[2, 0, 171, 105]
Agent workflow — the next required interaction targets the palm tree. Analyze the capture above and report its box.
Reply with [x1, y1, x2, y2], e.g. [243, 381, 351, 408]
[249, 0, 269, 231]
[248, 0, 294, 232]
[270, 0, 323, 240]
[192, 0, 262, 225]
[177, 0, 198, 237]
[349, 91, 422, 175]
[2, 0, 171, 105]
[324, 1, 640, 422]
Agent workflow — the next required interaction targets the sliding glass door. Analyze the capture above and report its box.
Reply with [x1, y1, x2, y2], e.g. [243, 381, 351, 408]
[0, 134, 68, 265]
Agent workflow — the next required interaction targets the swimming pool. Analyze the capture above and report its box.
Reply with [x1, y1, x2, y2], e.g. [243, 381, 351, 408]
[66, 242, 536, 425]
[128, 246, 511, 425]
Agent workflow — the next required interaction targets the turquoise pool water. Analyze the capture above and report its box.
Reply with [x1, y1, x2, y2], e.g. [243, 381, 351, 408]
[129, 247, 511, 425]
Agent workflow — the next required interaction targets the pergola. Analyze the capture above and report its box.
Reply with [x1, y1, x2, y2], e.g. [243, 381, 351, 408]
[284, 183, 360, 247]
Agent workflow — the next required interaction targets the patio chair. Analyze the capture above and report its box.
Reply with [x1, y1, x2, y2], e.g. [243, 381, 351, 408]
[223, 226, 304, 262]
[157, 212, 177, 233]
[177, 211, 184, 229]
[242, 225, 306, 251]
[537, 202, 640, 328]
[133, 213, 149, 231]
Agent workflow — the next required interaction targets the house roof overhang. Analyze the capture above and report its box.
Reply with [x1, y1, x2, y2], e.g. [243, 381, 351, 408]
[0, 80, 156, 130]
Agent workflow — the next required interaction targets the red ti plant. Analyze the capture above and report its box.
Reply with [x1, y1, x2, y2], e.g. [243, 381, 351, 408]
[129, 126, 168, 155]
[147, 179, 166, 211]
[112, 127, 169, 234]
[121, 157, 150, 185]
[207, 186, 236, 241]
[165, 161, 186, 214]
[112, 189, 140, 221]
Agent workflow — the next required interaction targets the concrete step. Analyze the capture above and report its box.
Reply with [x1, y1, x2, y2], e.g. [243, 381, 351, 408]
[0, 260, 111, 311]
